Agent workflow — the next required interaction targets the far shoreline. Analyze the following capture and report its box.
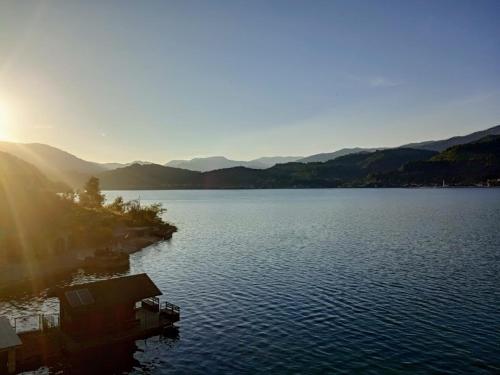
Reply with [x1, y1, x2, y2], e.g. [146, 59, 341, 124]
[103, 186, 500, 191]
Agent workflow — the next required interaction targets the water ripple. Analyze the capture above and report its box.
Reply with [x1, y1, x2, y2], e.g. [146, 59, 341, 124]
[1, 189, 499, 374]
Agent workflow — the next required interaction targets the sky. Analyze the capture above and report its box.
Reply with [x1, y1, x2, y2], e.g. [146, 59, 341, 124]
[0, 0, 499, 163]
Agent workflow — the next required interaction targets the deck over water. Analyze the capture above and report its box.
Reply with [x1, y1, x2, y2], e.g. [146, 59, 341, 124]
[12, 305, 179, 373]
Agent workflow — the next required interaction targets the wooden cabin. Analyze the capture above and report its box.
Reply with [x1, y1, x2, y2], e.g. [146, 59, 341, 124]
[50, 274, 163, 339]
[1, 274, 179, 373]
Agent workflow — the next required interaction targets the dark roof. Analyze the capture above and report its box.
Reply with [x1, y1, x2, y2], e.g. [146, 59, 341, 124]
[0, 317, 22, 350]
[51, 273, 162, 310]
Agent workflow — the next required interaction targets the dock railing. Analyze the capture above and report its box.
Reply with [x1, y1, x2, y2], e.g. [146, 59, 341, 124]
[161, 301, 180, 315]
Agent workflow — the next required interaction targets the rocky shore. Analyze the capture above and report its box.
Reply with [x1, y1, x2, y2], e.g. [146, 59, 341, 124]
[0, 226, 176, 294]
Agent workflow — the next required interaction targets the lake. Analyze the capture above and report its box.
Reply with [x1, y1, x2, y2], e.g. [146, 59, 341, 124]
[1, 189, 499, 374]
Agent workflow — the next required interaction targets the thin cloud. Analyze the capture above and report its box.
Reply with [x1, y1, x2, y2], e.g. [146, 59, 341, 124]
[449, 91, 499, 106]
[369, 76, 403, 88]
[346, 74, 403, 88]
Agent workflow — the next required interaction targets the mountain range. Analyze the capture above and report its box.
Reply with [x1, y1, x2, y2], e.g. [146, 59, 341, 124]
[298, 148, 384, 163]
[161, 124, 500, 168]
[0, 124, 498, 188]
[101, 161, 154, 170]
[165, 156, 302, 172]
[0, 142, 105, 188]
[97, 135, 500, 189]
[401, 124, 500, 151]
[374, 135, 500, 186]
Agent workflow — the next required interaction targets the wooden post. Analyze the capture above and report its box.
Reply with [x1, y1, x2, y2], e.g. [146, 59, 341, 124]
[7, 349, 15, 374]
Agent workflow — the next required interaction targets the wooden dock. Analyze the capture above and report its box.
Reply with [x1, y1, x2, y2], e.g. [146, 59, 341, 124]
[1, 274, 180, 374]
[10, 304, 179, 373]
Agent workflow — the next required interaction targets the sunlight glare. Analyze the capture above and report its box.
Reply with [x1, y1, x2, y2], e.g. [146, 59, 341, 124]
[0, 102, 10, 141]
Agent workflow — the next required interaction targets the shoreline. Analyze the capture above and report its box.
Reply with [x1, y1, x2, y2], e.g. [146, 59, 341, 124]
[102, 185, 500, 190]
[0, 230, 175, 295]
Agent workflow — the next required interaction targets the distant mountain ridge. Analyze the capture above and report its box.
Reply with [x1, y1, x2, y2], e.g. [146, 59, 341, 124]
[165, 156, 302, 172]
[401, 124, 500, 152]
[99, 136, 499, 189]
[375, 135, 500, 186]
[298, 148, 384, 163]
[298, 124, 500, 163]
[5, 134, 497, 192]
[101, 161, 154, 170]
[98, 148, 439, 189]
[2, 124, 499, 187]
[250, 156, 303, 166]
[0, 141, 105, 187]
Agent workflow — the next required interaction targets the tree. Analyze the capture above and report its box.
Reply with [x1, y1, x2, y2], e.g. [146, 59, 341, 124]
[79, 177, 105, 208]
[107, 196, 126, 213]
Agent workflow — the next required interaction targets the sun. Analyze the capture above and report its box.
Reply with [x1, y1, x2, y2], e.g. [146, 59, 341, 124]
[0, 103, 11, 141]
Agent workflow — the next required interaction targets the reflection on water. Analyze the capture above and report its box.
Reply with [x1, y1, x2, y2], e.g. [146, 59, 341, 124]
[25, 333, 180, 375]
[2, 189, 500, 374]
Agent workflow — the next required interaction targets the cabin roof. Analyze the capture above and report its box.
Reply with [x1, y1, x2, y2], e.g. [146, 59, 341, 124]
[51, 273, 162, 310]
[0, 317, 22, 351]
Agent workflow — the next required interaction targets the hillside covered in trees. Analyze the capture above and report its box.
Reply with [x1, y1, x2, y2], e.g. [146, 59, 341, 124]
[98, 136, 500, 189]
[373, 135, 500, 186]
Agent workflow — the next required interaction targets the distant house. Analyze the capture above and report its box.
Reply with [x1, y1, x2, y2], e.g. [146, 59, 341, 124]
[487, 178, 500, 187]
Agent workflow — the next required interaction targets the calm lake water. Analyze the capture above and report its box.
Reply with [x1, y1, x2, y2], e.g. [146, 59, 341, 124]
[1, 189, 500, 374]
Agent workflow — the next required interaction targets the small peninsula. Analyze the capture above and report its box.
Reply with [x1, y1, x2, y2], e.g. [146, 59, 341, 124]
[0, 156, 176, 291]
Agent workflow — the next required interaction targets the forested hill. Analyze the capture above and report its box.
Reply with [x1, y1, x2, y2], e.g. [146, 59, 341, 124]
[373, 135, 500, 186]
[0, 151, 72, 260]
[98, 137, 500, 189]
[401, 124, 500, 152]
[0, 151, 65, 193]
[0, 142, 106, 188]
[97, 148, 436, 189]
[99, 163, 202, 189]
[2, 124, 499, 186]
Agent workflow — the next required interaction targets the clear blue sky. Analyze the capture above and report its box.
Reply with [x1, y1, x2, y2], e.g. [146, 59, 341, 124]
[0, 0, 499, 163]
